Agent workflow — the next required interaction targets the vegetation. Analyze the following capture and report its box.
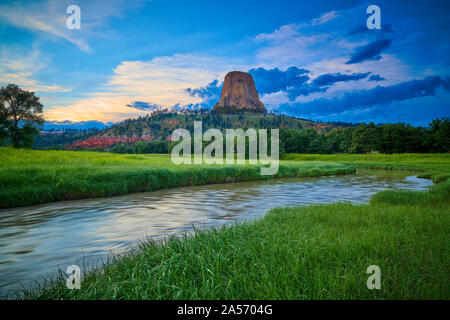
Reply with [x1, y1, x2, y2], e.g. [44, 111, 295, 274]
[282, 153, 450, 183]
[280, 118, 449, 154]
[32, 128, 100, 150]
[56, 111, 348, 151]
[24, 178, 449, 299]
[54, 113, 448, 156]
[0, 147, 355, 209]
[0, 84, 44, 148]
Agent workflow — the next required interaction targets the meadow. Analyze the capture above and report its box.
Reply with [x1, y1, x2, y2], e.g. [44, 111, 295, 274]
[24, 177, 449, 299]
[0, 147, 355, 209]
[2, 148, 449, 299]
[283, 153, 450, 183]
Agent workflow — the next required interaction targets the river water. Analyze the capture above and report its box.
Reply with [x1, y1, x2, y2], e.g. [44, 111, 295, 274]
[0, 174, 433, 296]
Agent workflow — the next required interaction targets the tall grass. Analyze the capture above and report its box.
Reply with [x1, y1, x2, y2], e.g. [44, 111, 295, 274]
[283, 153, 450, 183]
[24, 178, 450, 300]
[0, 148, 355, 209]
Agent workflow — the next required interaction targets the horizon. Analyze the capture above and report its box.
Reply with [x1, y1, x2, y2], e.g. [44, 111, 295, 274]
[1, 0, 449, 127]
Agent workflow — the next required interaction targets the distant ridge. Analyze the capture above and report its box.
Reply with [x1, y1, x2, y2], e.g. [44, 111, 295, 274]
[42, 120, 113, 131]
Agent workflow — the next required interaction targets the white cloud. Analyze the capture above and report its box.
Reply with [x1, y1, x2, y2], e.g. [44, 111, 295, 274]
[45, 53, 247, 121]
[0, 47, 72, 92]
[0, 0, 150, 53]
[255, 24, 301, 42]
[0, 1, 91, 52]
[311, 11, 339, 26]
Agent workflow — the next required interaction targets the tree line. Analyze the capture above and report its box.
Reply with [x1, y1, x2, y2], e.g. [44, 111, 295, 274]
[279, 119, 449, 154]
[77, 118, 449, 155]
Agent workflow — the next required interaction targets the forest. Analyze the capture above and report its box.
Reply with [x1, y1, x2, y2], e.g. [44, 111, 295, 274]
[60, 117, 449, 155]
[279, 118, 449, 154]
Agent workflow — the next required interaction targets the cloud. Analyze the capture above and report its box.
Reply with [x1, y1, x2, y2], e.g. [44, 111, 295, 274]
[346, 38, 393, 64]
[44, 53, 245, 121]
[255, 10, 339, 42]
[0, 0, 149, 53]
[248, 66, 309, 95]
[347, 24, 394, 36]
[279, 75, 450, 117]
[311, 11, 339, 26]
[186, 79, 222, 103]
[0, 1, 91, 52]
[285, 85, 327, 101]
[368, 74, 386, 82]
[246, 67, 372, 102]
[0, 47, 72, 92]
[311, 72, 371, 86]
[254, 24, 301, 42]
[126, 101, 161, 111]
[44, 95, 151, 122]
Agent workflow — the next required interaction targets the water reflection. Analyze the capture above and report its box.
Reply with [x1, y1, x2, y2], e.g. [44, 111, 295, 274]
[0, 174, 433, 295]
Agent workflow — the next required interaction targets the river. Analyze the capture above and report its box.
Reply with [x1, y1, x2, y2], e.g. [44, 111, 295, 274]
[0, 173, 433, 296]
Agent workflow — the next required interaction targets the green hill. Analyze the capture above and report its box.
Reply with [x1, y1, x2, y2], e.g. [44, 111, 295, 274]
[100, 111, 349, 139]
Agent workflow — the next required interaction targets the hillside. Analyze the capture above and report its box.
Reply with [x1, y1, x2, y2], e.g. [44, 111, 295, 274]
[68, 111, 352, 149]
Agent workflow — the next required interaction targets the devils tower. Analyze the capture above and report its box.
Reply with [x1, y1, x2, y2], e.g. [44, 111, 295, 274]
[212, 71, 266, 114]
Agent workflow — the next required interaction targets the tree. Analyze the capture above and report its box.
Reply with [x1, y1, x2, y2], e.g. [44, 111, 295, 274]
[349, 123, 377, 154]
[429, 118, 450, 153]
[0, 84, 44, 147]
[0, 103, 8, 145]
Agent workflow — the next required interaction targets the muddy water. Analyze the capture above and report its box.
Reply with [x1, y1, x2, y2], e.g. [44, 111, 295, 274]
[0, 174, 433, 295]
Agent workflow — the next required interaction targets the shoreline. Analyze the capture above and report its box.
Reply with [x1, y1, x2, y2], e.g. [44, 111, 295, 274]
[0, 148, 357, 209]
[20, 177, 449, 300]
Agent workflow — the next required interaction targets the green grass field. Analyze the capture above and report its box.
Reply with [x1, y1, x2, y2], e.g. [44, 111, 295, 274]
[282, 153, 450, 183]
[0, 147, 356, 209]
[2, 148, 449, 299]
[24, 177, 449, 299]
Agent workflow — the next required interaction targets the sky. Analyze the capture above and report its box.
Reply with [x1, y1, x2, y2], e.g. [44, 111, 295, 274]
[0, 0, 449, 126]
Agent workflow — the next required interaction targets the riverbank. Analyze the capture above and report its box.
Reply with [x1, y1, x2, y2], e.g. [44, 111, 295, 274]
[24, 177, 449, 299]
[0, 148, 356, 209]
[282, 153, 450, 183]
[3, 149, 449, 210]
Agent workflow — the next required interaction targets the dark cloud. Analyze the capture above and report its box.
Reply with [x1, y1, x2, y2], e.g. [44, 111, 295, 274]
[279, 75, 450, 116]
[286, 71, 370, 101]
[185, 67, 385, 107]
[346, 38, 393, 64]
[184, 79, 223, 109]
[347, 24, 394, 36]
[368, 74, 386, 82]
[285, 85, 327, 101]
[186, 67, 313, 106]
[248, 67, 369, 102]
[312, 72, 371, 86]
[185, 79, 222, 99]
[248, 66, 309, 95]
[126, 101, 161, 111]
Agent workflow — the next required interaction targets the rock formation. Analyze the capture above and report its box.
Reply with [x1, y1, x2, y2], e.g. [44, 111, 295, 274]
[212, 71, 266, 114]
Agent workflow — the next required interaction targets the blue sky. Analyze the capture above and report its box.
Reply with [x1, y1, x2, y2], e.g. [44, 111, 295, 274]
[0, 0, 449, 126]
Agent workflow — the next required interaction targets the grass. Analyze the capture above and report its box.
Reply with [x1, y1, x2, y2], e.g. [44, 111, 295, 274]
[0, 147, 356, 209]
[3, 149, 449, 299]
[282, 153, 450, 183]
[23, 178, 450, 300]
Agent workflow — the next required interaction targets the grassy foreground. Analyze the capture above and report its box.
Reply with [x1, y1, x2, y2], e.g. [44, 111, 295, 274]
[25, 178, 449, 299]
[0, 147, 356, 209]
[282, 153, 450, 183]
